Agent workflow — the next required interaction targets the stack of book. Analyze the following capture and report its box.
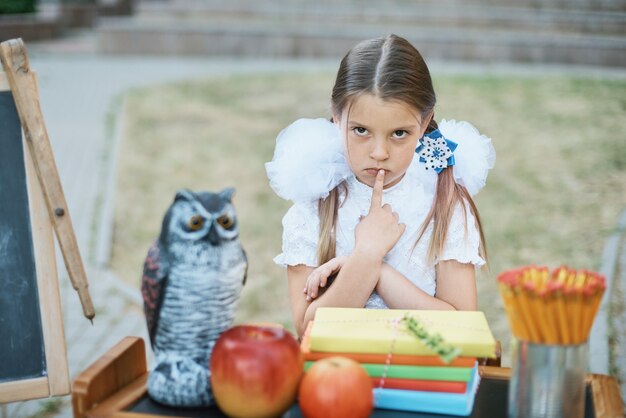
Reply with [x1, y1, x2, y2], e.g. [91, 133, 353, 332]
[301, 307, 497, 416]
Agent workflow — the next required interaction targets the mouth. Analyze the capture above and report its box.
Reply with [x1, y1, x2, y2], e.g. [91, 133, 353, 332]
[365, 168, 389, 176]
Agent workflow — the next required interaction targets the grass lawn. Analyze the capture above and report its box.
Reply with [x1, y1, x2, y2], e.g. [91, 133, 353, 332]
[111, 71, 626, 365]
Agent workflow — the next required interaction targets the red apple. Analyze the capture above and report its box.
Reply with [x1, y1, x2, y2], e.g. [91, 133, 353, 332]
[299, 356, 373, 418]
[210, 324, 303, 418]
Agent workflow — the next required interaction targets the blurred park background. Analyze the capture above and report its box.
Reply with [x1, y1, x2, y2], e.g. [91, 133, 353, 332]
[2, 0, 626, 416]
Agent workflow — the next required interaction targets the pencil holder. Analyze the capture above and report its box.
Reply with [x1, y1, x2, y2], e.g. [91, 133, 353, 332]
[508, 339, 587, 418]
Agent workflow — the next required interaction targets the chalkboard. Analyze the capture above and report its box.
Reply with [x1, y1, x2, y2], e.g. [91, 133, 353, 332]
[0, 88, 47, 382]
[0, 71, 70, 402]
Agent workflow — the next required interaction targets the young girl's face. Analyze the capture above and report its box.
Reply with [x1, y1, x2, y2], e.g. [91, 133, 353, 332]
[336, 94, 429, 189]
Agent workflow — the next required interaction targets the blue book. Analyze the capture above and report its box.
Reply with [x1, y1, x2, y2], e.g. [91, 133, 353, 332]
[373, 365, 481, 416]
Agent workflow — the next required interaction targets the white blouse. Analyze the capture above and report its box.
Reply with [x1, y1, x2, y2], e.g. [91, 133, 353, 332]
[273, 156, 485, 309]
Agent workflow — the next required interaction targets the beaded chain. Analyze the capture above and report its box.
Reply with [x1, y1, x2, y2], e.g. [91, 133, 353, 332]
[378, 317, 401, 389]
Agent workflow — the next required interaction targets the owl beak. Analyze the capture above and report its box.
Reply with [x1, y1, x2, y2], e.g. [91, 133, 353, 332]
[207, 223, 220, 246]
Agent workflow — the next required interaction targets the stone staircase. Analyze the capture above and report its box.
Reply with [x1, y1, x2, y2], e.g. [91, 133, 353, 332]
[97, 0, 626, 66]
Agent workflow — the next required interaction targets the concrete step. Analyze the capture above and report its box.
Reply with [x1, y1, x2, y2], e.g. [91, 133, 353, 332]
[152, 0, 626, 13]
[135, 1, 626, 36]
[96, 17, 626, 67]
[0, 6, 62, 42]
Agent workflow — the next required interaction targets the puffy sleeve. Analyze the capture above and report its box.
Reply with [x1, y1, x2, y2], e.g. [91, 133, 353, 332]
[273, 202, 320, 268]
[439, 202, 485, 267]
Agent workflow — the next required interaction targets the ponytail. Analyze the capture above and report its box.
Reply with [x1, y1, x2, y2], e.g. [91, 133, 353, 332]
[317, 183, 347, 265]
[416, 120, 488, 265]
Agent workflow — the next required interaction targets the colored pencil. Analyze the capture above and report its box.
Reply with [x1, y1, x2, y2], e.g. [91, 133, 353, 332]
[497, 266, 605, 345]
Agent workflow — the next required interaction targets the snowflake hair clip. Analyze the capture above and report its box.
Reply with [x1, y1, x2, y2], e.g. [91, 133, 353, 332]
[415, 129, 458, 173]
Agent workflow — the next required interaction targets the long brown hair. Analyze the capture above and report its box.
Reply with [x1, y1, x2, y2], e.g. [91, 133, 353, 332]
[318, 34, 487, 266]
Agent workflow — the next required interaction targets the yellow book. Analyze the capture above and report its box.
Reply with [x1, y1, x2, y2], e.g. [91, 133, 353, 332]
[310, 307, 497, 358]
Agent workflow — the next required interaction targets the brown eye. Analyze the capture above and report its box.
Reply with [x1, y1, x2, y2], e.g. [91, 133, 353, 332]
[217, 215, 234, 229]
[188, 215, 204, 231]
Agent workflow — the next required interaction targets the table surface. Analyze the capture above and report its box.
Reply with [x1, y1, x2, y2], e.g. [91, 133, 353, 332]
[125, 377, 597, 418]
[73, 338, 623, 418]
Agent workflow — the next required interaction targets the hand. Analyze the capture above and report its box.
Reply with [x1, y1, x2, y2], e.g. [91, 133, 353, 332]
[303, 256, 348, 301]
[354, 170, 406, 260]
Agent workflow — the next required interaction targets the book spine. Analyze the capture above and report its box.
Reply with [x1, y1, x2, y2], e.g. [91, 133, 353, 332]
[373, 388, 467, 414]
[309, 336, 495, 358]
[371, 377, 467, 393]
[304, 362, 473, 381]
[360, 363, 473, 381]
[304, 351, 477, 367]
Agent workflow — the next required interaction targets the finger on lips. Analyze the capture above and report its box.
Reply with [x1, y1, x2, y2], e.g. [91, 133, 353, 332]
[370, 169, 385, 209]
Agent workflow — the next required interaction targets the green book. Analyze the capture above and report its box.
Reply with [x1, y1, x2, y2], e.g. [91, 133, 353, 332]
[304, 361, 473, 382]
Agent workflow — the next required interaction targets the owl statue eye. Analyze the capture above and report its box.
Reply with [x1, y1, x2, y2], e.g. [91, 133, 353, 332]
[188, 215, 204, 231]
[217, 215, 234, 229]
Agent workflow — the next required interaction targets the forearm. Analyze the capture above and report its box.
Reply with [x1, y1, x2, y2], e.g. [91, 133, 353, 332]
[302, 249, 382, 328]
[376, 263, 456, 310]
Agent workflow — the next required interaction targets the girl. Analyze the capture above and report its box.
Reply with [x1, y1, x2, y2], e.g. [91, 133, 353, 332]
[266, 34, 495, 338]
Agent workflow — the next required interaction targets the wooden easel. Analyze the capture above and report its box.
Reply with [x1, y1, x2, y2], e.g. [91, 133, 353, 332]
[0, 38, 95, 403]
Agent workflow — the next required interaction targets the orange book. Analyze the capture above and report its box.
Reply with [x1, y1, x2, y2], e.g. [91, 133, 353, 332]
[301, 322, 476, 368]
[371, 377, 467, 393]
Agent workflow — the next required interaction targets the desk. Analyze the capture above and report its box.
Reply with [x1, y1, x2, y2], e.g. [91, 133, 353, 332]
[72, 337, 624, 418]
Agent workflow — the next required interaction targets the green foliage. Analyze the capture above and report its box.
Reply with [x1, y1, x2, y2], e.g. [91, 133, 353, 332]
[402, 315, 462, 364]
[28, 398, 63, 418]
[0, 0, 36, 14]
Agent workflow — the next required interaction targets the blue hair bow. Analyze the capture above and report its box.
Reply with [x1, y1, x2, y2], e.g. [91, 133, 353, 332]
[415, 129, 457, 174]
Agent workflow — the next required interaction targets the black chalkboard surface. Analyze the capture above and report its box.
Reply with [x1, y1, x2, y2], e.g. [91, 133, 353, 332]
[0, 90, 47, 383]
[0, 60, 70, 402]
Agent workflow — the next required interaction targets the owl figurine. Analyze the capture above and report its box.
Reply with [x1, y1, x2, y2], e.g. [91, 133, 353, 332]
[141, 188, 247, 407]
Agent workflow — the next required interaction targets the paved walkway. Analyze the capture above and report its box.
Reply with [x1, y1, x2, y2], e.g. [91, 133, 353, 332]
[2, 32, 625, 417]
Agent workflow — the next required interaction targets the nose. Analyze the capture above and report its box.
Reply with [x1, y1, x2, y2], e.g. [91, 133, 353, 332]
[206, 222, 220, 246]
[370, 137, 389, 161]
